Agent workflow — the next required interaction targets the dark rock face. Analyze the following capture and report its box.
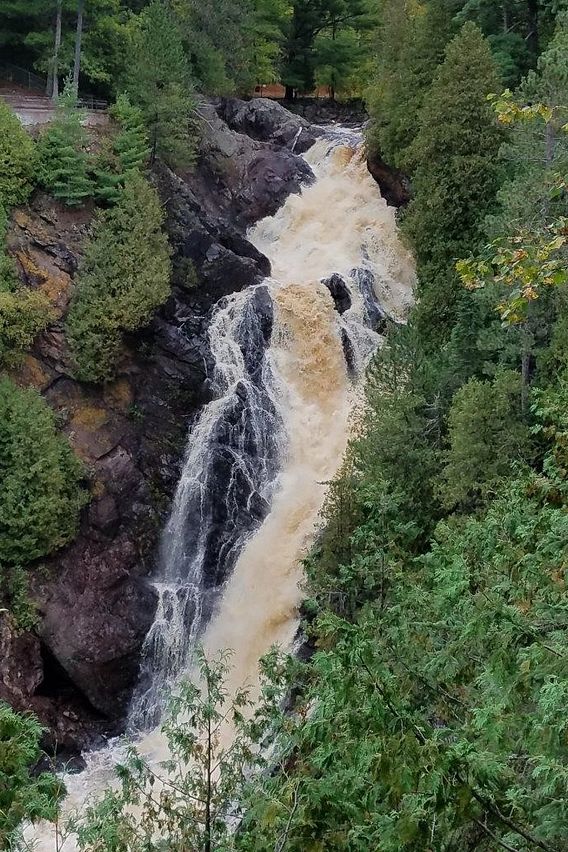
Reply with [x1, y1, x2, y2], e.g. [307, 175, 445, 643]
[184, 100, 315, 229]
[284, 97, 367, 128]
[4, 98, 317, 749]
[322, 273, 352, 314]
[214, 96, 319, 153]
[367, 151, 412, 209]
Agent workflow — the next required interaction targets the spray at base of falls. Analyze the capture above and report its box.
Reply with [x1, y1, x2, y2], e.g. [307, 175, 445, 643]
[26, 131, 414, 851]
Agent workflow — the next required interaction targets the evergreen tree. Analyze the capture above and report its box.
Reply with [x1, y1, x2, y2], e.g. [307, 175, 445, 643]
[282, 0, 370, 98]
[94, 94, 150, 205]
[67, 173, 171, 383]
[0, 378, 87, 567]
[404, 22, 503, 344]
[0, 100, 37, 209]
[366, 0, 455, 169]
[438, 369, 530, 510]
[36, 85, 92, 206]
[123, 0, 196, 168]
[0, 703, 63, 848]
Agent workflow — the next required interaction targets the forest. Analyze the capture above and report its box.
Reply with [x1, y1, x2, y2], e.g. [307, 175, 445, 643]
[1, 0, 568, 850]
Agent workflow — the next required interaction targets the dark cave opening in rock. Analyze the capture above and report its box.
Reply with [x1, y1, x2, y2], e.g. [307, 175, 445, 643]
[36, 644, 106, 720]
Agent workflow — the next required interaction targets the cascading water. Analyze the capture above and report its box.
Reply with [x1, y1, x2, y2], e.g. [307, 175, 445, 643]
[27, 128, 414, 851]
[130, 284, 285, 729]
[132, 131, 414, 722]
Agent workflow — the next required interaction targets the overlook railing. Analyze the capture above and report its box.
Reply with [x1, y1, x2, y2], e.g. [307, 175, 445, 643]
[0, 62, 107, 111]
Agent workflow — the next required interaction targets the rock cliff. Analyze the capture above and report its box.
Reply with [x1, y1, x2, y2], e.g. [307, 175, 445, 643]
[0, 97, 314, 754]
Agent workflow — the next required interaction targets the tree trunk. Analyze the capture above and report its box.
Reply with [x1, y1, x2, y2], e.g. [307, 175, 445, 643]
[285, 84, 295, 101]
[527, 0, 539, 58]
[545, 121, 556, 167]
[73, 0, 84, 96]
[51, 0, 63, 100]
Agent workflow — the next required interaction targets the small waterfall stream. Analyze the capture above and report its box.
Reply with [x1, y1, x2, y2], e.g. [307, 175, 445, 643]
[27, 128, 414, 851]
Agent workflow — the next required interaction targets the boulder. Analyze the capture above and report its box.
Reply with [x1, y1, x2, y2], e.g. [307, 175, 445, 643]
[190, 100, 315, 227]
[322, 273, 352, 314]
[367, 151, 412, 209]
[214, 96, 319, 153]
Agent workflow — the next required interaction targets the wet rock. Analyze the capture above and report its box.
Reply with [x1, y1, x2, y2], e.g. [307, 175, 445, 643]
[191, 100, 315, 227]
[367, 151, 412, 209]
[35, 536, 158, 717]
[322, 273, 352, 314]
[214, 96, 319, 153]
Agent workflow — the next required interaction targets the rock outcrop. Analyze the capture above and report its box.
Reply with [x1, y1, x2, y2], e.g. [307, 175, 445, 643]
[367, 151, 412, 209]
[3, 98, 315, 751]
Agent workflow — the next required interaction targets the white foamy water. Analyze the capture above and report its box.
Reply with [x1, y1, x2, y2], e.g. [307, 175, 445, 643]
[26, 128, 414, 851]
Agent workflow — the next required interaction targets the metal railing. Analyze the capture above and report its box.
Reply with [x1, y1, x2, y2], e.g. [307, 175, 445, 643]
[0, 61, 46, 92]
[0, 61, 107, 111]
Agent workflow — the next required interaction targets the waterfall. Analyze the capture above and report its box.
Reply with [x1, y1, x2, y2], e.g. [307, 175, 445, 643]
[131, 131, 414, 719]
[129, 284, 285, 729]
[26, 129, 415, 851]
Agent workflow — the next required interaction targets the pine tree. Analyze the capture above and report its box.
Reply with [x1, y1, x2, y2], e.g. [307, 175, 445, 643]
[67, 173, 171, 382]
[36, 85, 92, 206]
[0, 100, 37, 209]
[123, 0, 196, 168]
[0, 378, 86, 567]
[94, 94, 150, 205]
[404, 22, 503, 344]
[366, 0, 454, 169]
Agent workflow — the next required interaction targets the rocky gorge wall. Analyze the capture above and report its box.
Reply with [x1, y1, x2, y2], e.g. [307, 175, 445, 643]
[0, 98, 320, 756]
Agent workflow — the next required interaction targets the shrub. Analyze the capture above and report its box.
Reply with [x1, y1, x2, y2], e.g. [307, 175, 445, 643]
[0, 378, 87, 567]
[0, 203, 53, 366]
[0, 703, 63, 847]
[67, 173, 171, 382]
[0, 101, 36, 208]
[36, 87, 92, 207]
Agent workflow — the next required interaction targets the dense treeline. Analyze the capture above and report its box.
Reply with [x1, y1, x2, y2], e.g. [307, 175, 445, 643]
[1, 0, 560, 102]
[233, 5, 568, 850]
[2, 0, 568, 848]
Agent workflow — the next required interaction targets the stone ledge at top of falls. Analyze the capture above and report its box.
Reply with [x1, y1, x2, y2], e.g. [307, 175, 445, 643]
[182, 98, 316, 229]
[1, 97, 318, 755]
[212, 96, 321, 155]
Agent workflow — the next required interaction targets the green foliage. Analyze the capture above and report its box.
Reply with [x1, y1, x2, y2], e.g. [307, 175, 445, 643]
[123, 0, 197, 168]
[438, 370, 530, 510]
[403, 22, 504, 343]
[0, 0, 127, 97]
[173, 0, 291, 95]
[94, 94, 150, 205]
[0, 100, 36, 209]
[0, 703, 63, 848]
[36, 86, 92, 207]
[0, 378, 87, 568]
[282, 0, 371, 95]
[366, 0, 454, 168]
[2, 565, 39, 632]
[70, 649, 289, 852]
[0, 203, 53, 366]
[67, 173, 171, 383]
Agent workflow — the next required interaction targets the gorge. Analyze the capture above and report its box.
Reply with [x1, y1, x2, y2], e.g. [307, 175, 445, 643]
[22, 104, 414, 849]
